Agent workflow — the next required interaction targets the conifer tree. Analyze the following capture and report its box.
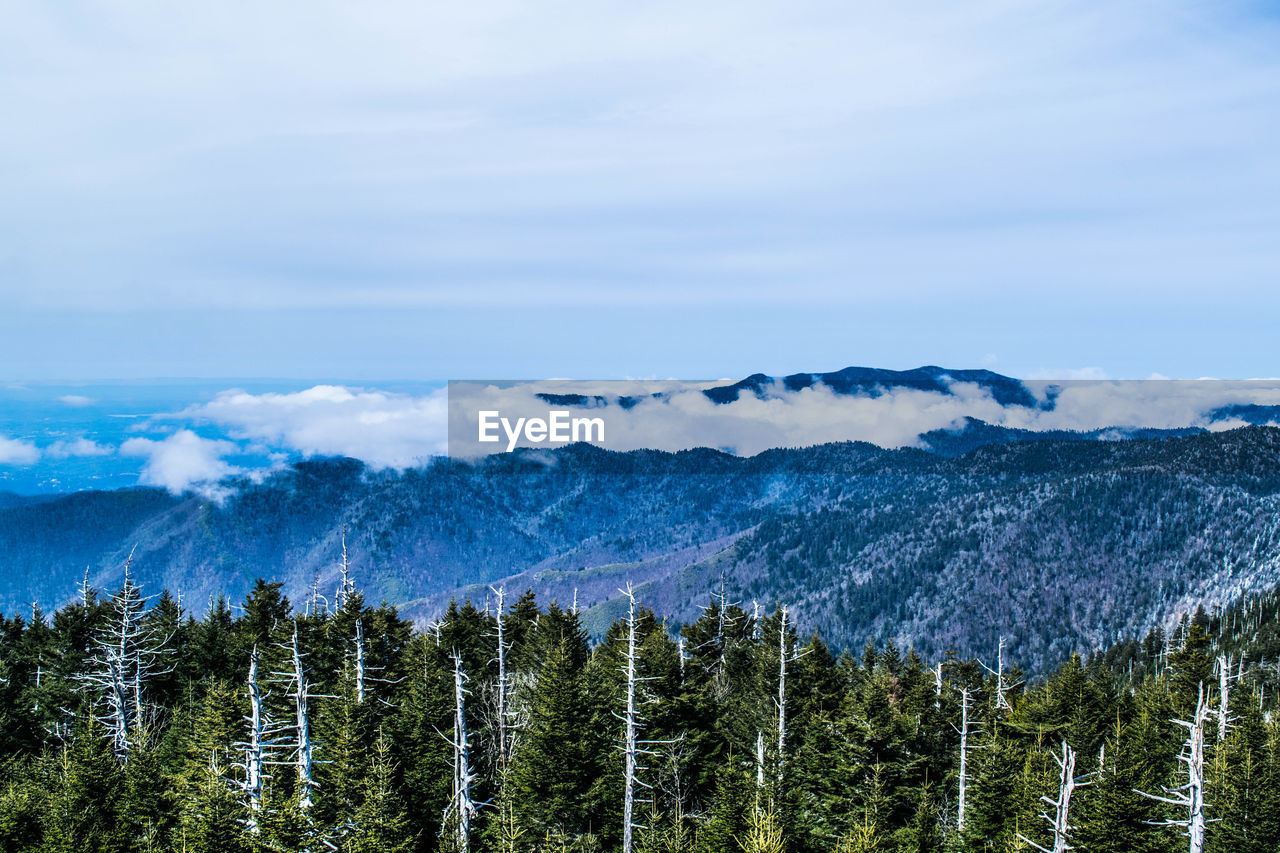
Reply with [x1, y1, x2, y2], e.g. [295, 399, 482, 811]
[343, 731, 414, 853]
[45, 716, 124, 853]
[508, 630, 605, 843]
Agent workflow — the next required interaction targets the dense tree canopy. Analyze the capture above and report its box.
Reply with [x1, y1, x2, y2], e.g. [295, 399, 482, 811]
[2, 567, 1280, 853]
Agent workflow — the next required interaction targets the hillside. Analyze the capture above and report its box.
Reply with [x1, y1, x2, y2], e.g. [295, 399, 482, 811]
[3, 427, 1280, 672]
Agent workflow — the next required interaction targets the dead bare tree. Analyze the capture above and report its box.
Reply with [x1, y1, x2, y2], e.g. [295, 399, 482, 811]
[774, 604, 807, 785]
[755, 730, 766, 800]
[981, 637, 1024, 713]
[1138, 683, 1210, 853]
[1018, 739, 1093, 853]
[442, 652, 478, 853]
[269, 622, 328, 813]
[953, 687, 982, 834]
[305, 569, 328, 618]
[1215, 654, 1238, 742]
[234, 645, 288, 832]
[334, 525, 356, 611]
[80, 552, 169, 759]
[490, 585, 513, 772]
[241, 646, 267, 818]
[353, 617, 367, 705]
[693, 571, 734, 675]
[617, 585, 674, 853]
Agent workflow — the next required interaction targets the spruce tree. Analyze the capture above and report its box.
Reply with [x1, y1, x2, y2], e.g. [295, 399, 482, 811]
[45, 716, 124, 853]
[508, 633, 605, 842]
[343, 731, 414, 853]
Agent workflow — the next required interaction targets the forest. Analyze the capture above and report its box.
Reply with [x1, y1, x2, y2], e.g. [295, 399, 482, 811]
[2, 552, 1280, 853]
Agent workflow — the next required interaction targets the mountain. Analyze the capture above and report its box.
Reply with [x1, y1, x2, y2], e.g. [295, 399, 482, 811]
[4, 426, 1280, 672]
[916, 416, 1205, 457]
[702, 365, 1043, 407]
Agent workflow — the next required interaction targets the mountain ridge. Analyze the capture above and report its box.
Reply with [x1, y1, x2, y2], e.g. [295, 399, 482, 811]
[4, 426, 1280, 673]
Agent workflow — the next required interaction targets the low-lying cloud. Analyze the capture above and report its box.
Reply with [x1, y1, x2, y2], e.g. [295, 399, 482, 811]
[0, 435, 40, 466]
[10, 377, 1280, 496]
[183, 385, 449, 469]
[121, 430, 242, 498]
[44, 438, 114, 459]
[449, 378, 1280, 457]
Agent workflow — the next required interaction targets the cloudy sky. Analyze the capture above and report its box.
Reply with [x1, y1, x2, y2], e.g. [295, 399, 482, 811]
[2, 0, 1279, 382]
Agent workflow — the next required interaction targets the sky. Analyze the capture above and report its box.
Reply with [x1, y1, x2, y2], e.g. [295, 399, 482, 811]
[2, 0, 1279, 382]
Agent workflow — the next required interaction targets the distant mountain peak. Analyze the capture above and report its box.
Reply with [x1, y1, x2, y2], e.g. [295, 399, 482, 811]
[704, 364, 1039, 408]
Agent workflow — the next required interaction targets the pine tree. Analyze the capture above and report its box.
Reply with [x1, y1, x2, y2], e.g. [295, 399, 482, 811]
[697, 764, 751, 853]
[508, 633, 605, 841]
[120, 731, 174, 852]
[176, 754, 250, 853]
[0, 755, 50, 852]
[45, 716, 124, 853]
[1206, 696, 1278, 853]
[735, 801, 784, 853]
[343, 731, 415, 853]
[391, 633, 453, 849]
[176, 681, 248, 853]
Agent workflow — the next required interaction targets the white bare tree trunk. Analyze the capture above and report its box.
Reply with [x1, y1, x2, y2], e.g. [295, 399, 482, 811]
[717, 573, 729, 669]
[776, 605, 789, 785]
[446, 652, 477, 853]
[245, 647, 265, 817]
[491, 585, 511, 772]
[354, 617, 366, 705]
[982, 637, 1024, 713]
[616, 585, 670, 853]
[1217, 654, 1230, 742]
[1186, 692, 1208, 853]
[1018, 740, 1090, 853]
[82, 554, 168, 760]
[1140, 684, 1208, 853]
[957, 687, 974, 834]
[338, 526, 354, 607]
[622, 590, 640, 853]
[755, 730, 765, 795]
[289, 624, 315, 811]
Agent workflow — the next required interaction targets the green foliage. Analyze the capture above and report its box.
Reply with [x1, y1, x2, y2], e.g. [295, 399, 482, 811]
[341, 732, 414, 853]
[4, 570, 1280, 852]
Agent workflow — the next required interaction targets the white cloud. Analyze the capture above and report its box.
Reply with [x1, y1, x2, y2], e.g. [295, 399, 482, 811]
[44, 438, 113, 458]
[450, 378, 1280, 457]
[58, 394, 94, 406]
[184, 385, 448, 468]
[0, 435, 40, 466]
[121, 430, 241, 497]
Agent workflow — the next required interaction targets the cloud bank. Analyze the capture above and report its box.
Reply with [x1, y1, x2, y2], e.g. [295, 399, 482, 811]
[449, 378, 1280, 456]
[10, 377, 1280, 495]
[183, 385, 449, 469]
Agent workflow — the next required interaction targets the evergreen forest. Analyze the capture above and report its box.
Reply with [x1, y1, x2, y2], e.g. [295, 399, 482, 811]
[3, 558, 1280, 853]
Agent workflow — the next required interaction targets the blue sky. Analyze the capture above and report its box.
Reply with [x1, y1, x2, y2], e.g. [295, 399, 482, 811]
[2, 0, 1280, 381]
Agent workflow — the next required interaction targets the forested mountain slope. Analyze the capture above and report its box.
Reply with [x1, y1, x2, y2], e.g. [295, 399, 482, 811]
[3, 428, 1280, 672]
